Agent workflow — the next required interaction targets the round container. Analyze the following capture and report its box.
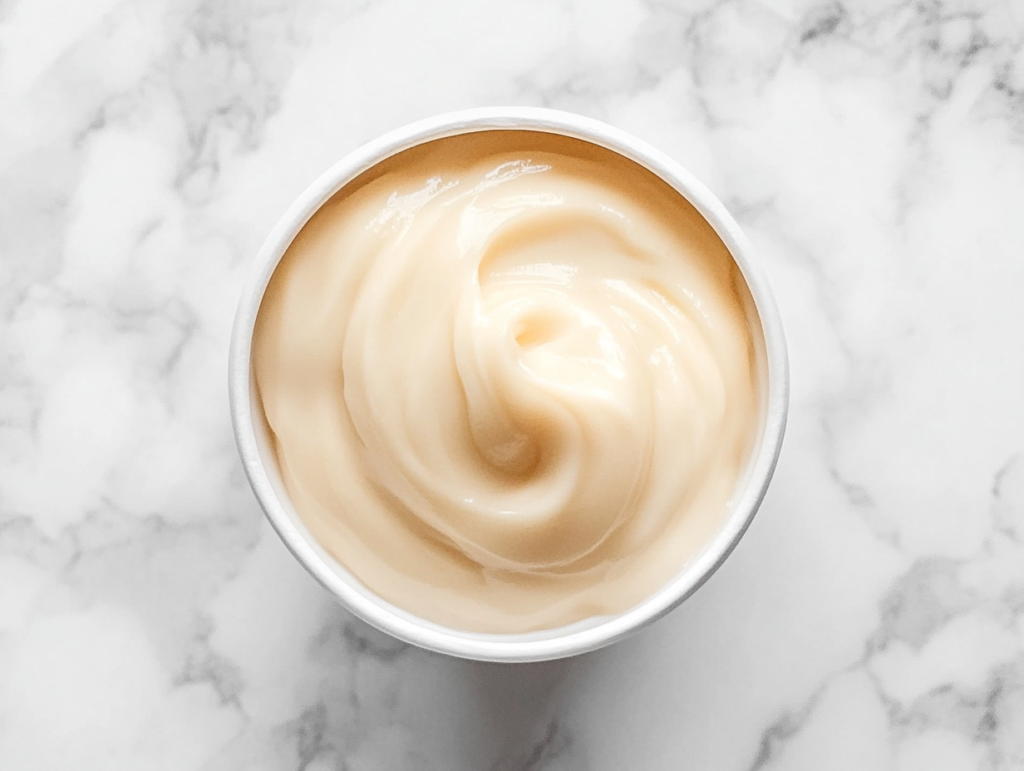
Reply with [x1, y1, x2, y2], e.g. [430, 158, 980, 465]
[229, 107, 788, 663]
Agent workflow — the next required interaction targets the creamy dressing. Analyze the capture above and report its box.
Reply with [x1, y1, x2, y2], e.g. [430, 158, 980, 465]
[253, 131, 759, 633]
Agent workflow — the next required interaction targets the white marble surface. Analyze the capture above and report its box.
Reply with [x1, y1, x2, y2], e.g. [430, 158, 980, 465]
[2, 0, 1024, 768]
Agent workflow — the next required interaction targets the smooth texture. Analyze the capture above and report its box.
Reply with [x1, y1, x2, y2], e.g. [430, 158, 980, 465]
[252, 131, 760, 632]
[3, 0, 1024, 768]
[230, 107, 786, 661]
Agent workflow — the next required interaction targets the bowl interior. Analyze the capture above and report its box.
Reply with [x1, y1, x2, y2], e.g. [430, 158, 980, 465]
[230, 107, 788, 662]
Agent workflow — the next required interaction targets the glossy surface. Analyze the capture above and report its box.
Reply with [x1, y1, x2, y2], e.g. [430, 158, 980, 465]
[252, 132, 761, 632]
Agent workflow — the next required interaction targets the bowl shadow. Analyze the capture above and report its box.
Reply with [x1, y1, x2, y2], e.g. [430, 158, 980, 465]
[316, 607, 575, 770]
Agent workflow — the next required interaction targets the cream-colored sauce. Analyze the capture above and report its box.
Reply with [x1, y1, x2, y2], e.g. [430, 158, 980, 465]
[253, 131, 759, 633]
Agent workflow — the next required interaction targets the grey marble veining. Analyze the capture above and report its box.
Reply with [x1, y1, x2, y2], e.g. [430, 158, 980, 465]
[1, 0, 1023, 768]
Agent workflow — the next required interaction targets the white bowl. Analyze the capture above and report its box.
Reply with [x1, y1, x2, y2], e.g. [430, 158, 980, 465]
[229, 107, 789, 663]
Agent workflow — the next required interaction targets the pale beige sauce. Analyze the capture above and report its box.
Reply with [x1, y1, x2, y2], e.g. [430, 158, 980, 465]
[253, 131, 759, 633]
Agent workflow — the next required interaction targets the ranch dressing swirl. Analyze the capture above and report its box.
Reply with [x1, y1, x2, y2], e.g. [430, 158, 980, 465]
[253, 131, 759, 632]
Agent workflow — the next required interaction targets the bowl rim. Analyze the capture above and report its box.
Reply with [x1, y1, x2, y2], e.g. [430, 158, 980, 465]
[228, 106, 789, 662]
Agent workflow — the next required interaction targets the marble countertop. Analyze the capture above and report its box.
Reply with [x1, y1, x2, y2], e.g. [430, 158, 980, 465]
[2, 0, 1023, 768]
